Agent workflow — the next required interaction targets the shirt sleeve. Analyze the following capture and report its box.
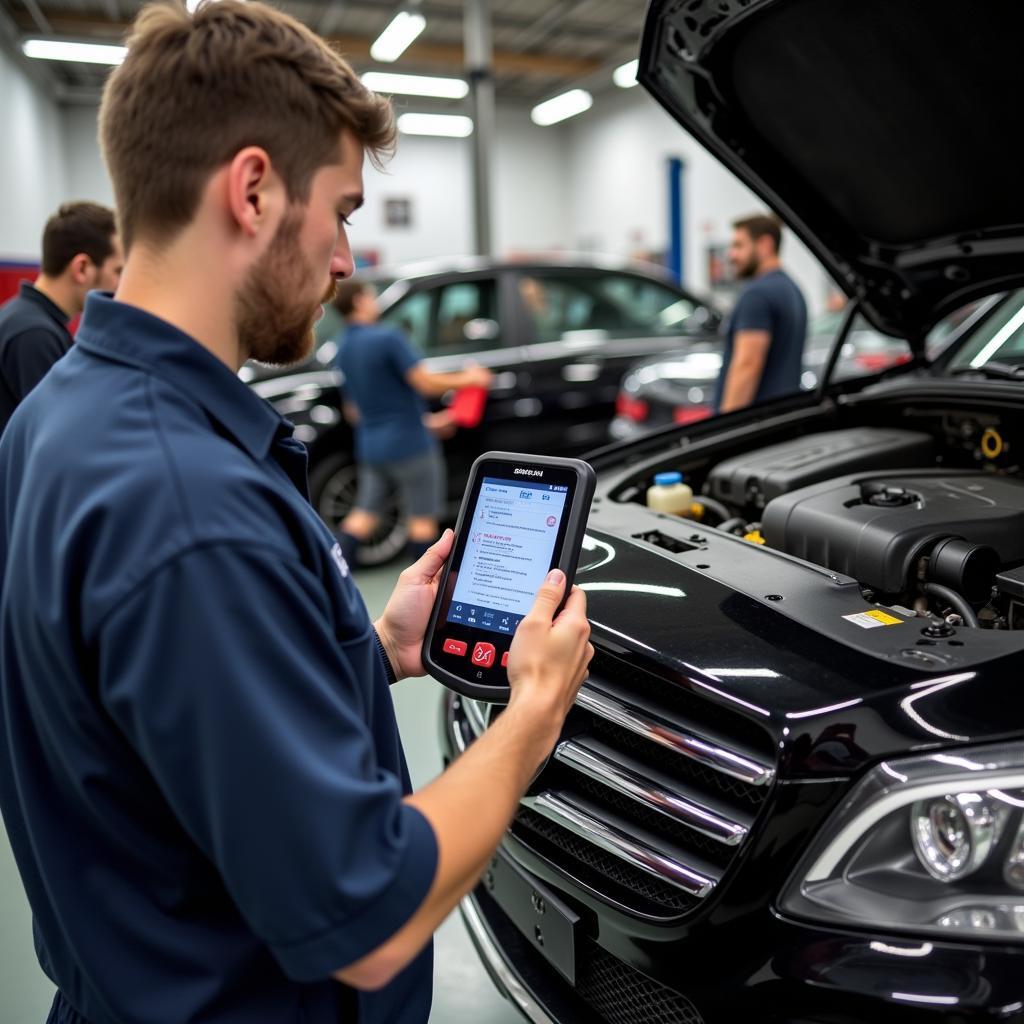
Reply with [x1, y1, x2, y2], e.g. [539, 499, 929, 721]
[0, 327, 69, 403]
[731, 287, 775, 335]
[386, 328, 421, 375]
[97, 542, 438, 982]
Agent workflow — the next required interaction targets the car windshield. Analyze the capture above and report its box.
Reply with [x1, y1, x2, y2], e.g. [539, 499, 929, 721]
[943, 289, 1024, 372]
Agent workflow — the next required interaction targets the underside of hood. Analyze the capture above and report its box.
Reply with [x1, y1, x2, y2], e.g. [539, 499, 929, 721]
[640, 0, 1024, 347]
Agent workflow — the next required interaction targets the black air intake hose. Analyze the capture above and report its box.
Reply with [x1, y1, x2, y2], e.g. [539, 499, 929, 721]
[927, 537, 1000, 604]
[922, 582, 980, 628]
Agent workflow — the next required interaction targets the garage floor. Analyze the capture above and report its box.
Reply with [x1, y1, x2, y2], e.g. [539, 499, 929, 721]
[0, 562, 522, 1024]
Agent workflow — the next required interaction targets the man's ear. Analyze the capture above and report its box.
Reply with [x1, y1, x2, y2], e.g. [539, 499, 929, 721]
[67, 253, 93, 286]
[226, 146, 284, 239]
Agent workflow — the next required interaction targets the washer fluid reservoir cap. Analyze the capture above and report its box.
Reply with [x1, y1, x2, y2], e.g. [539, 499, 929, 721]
[654, 472, 684, 486]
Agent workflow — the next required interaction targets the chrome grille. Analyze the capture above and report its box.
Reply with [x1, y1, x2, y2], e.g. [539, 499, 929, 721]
[455, 646, 776, 916]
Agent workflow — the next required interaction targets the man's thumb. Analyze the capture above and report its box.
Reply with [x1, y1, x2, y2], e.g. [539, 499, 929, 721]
[530, 569, 566, 620]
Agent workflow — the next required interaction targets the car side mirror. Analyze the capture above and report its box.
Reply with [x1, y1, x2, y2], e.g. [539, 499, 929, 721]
[463, 318, 500, 342]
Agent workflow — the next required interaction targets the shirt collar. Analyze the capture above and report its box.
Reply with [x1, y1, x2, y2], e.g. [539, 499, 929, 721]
[19, 281, 71, 328]
[75, 292, 286, 461]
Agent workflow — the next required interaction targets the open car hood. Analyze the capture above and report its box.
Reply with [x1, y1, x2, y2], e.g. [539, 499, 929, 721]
[640, 0, 1024, 350]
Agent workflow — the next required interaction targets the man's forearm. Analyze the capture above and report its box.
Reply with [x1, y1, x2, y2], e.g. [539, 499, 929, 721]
[334, 698, 557, 989]
[719, 361, 761, 412]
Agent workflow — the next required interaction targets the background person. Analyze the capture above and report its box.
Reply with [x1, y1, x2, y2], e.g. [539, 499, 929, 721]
[0, 201, 122, 434]
[716, 213, 807, 413]
[0, 5, 591, 1024]
[334, 279, 492, 565]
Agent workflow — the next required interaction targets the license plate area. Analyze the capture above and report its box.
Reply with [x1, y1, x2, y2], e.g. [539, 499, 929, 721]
[482, 847, 579, 985]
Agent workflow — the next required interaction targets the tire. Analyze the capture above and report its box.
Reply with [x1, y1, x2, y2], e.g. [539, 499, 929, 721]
[308, 452, 408, 567]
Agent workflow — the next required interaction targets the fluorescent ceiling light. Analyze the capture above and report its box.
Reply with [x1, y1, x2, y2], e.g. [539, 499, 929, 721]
[370, 11, 426, 63]
[397, 113, 473, 138]
[530, 89, 593, 127]
[613, 59, 639, 88]
[22, 38, 126, 65]
[362, 71, 468, 99]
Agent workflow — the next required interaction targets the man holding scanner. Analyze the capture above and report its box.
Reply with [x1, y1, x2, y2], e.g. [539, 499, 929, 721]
[0, 4, 592, 1024]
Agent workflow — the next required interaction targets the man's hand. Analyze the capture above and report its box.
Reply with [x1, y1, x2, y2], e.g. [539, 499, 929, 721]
[461, 364, 494, 390]
[506, 570, 592, 745]
[374, 530, 454, 681]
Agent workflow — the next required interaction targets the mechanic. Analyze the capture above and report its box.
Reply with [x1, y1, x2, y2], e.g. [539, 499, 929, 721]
[333, 279, 492, 566]
[717, 213, 807, 413]
[0, 201, 121, 435]
[0, 4, 592, 1024]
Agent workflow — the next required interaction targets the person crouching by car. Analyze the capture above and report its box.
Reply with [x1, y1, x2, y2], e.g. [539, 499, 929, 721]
[716, 213, 807, 413]
[334, 280, 492, 565]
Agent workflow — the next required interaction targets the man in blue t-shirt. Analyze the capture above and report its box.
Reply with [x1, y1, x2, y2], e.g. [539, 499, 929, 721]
[334, 280, 491, 565]
[716, 213, 807, 413]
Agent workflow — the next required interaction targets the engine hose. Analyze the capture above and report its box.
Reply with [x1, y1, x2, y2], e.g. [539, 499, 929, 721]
[922, 582, 980, 628]
[718, 517, 748, 535]
[694, 494, 732, 523]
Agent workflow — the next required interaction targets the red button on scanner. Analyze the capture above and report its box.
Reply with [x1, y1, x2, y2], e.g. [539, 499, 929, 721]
[443, 639, 468, 657]
[471, 642, 496, 668]
[501, 651, 509, 668]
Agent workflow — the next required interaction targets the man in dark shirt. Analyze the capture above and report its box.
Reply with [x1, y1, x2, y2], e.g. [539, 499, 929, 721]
[0, 202, 121, 434]
[334, 280, 491, 565]
[0, 5, 591, 1024]
[716, 213, 807, 413]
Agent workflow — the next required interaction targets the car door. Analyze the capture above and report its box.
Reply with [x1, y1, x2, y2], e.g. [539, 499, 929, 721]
[513, 267, 717, 455]
[376, 272, 525, 505]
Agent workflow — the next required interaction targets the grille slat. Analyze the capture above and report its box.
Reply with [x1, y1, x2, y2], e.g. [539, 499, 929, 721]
[576, 684, 774, 787]
[523, 791, 718, 898]
[554, 737, 750, 846]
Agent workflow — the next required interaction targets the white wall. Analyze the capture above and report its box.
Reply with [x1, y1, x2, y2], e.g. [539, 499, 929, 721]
[563, 86, 830, 315]
[61, 105, 115, 207]
[331, 105, 571, 267]
[0, 48, 66, 261]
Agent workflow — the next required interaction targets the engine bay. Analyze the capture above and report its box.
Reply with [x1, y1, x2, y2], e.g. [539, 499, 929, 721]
[614, 417, 1024, 634]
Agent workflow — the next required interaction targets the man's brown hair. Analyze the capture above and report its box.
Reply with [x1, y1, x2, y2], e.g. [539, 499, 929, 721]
[732, 213, 783, 253]
[40, 202, 117, 276]
[334, 279, 368, 318]
[99, 0, 395, 250]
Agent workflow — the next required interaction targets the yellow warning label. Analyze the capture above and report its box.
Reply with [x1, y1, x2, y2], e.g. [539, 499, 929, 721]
[865, 609, 903, 625]
[843, 609, 904, 629]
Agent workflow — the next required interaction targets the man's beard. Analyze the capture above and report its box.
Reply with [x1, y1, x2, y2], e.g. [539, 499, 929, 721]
[236, 212, 338, 366]
[734, 254, 760, 280]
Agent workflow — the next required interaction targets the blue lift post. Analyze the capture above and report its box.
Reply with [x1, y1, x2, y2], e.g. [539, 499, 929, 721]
[667, 156, 685, 284]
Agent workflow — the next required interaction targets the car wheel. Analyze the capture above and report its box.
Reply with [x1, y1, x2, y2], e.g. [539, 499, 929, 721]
[308, 453, 408, 567]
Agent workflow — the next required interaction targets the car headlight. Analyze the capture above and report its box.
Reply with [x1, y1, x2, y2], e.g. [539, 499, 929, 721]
[779, 742, 1024, 941]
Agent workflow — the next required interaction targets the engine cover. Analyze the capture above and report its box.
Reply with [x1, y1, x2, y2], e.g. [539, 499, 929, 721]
[706, 428, 935, 510]
[762, 471, 1024, 593]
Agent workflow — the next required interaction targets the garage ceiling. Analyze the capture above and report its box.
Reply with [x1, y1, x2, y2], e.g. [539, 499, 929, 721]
[0, 0, 646, 105]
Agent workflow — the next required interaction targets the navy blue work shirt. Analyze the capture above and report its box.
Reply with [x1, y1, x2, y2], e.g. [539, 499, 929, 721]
[0, 281, 73, 436]
[716, 268, 807, 411]
[0, 294, 437, 1024]
[336, 324, 432, 463]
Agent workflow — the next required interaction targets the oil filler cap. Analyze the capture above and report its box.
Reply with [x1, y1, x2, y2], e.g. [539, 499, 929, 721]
[866, 485, 917, 508]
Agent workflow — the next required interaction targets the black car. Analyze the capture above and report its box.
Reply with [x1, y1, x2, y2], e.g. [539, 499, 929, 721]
[251, 257, 719, 563]
[441, 2, 1024, 1022]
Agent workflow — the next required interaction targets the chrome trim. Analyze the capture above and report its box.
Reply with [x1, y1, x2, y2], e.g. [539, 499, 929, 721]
[459, 895, 557, 1024]
[462, 697, 491, 740]
[576, 684, 775, 787]
[450, 702, 472, 755]
[555, 738, 748, 846]
[522, 791, 717, 898]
